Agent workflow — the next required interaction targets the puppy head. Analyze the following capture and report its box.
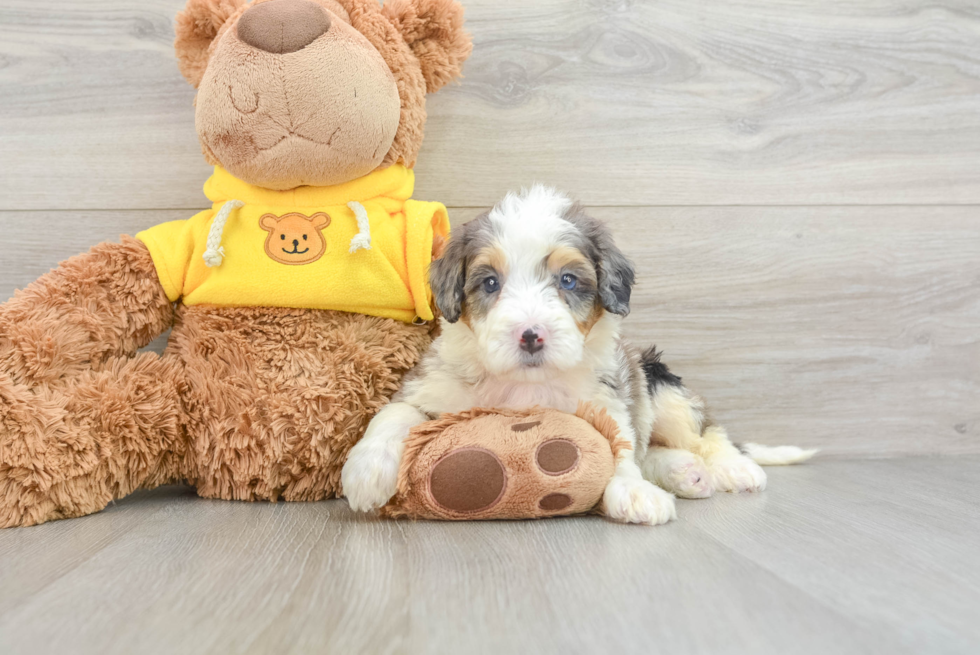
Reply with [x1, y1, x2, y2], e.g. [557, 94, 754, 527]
[430, 186, 635, 377]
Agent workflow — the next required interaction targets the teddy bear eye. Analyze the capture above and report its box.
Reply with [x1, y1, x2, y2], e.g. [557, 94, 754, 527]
[280, 234, 285, 240]
[303, 234, 307, 240]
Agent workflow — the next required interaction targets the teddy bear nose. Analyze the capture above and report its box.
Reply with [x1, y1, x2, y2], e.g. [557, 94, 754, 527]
[237, 0, 331, 54]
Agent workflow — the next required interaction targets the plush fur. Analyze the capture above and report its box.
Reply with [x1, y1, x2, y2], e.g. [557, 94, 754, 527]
[174, 0, 248, 88]
[0, 239, 433, 528]
[0, 0, 471, 528]
[343, 187, 816, 525]
[382, 0, 474, 93]
[0, 240, 430, 527]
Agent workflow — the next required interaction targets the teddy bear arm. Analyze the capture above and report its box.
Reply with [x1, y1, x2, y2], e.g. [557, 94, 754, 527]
[0, 237, 174, 387]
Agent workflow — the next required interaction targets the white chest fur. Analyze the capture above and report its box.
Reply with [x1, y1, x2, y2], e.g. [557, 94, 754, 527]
[473, 377, 582, 413]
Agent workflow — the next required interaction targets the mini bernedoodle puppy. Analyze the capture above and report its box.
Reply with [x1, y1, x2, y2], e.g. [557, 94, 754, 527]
[342, 186, 815, 525]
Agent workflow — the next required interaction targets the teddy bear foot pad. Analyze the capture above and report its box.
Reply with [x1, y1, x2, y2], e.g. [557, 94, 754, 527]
[381, 404, 628, 521]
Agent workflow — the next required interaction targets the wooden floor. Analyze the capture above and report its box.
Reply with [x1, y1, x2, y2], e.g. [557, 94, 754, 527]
[1, 0, 978, 652]
[0, 458, 977, 655]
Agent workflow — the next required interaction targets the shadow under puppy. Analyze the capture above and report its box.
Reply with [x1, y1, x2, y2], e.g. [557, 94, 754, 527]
[343, 187, 815, 525]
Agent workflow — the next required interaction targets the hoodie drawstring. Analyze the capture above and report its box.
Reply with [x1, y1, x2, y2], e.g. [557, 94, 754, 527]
[347, 201, 372, 253]
[203, 199, 244, 267]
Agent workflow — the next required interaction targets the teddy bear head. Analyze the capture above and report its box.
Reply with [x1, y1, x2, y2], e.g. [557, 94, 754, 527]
[174, 0, 471, 190]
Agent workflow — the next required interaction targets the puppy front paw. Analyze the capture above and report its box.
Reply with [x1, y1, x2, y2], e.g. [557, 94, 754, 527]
[709, 455, 767, 493]
[602, 476, 677, 526]
[341, 442, 401, 512]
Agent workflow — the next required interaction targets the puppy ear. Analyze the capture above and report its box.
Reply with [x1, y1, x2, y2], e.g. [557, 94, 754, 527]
[429, 221, 474, 323]
[174, 0, 247, 88]
[563, 203, 635, 316]
[382, 0, 473, 93]
[431, 233, 448, 260]
[596, 237, 635, 316]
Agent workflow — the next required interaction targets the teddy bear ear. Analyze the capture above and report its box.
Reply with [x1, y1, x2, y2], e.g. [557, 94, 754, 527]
[381, 0, 473, 93]
[174, 0, 248, 88]
[260, 214, 279, 231]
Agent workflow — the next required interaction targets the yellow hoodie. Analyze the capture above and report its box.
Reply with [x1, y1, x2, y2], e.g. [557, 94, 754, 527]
[136, 165, 449, 323]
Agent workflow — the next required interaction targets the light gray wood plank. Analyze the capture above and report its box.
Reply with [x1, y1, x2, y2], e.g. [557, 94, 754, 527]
[1, 206, 977, 456]
[1, 458, 977, 654]
[2, 1, 980, 209]
[396, 509, 908, 655]
[0, 210, 188, 300]
[0, 491, 410, 655]
[684, 458, 980, 654]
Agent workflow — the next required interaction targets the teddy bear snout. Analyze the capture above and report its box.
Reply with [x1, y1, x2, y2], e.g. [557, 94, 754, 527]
[237, 0, 331, 55]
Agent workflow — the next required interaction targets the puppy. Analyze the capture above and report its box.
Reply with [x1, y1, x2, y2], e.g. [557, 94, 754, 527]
[342, 186, 815, 524]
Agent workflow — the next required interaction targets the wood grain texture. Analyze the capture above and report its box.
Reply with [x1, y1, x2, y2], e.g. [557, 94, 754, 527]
[2, 0, 980, 209]
[0, 458, 977, 654]
[1, 206, 977, 456]
[0, 210, 188, 298]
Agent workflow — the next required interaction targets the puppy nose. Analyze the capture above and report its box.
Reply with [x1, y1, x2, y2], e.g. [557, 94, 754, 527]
[237, 0, 331, 54]
[520, 329, 544, 354]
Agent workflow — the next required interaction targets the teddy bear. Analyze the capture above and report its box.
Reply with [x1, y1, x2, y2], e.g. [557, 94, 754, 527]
[0, 0, 474, 528]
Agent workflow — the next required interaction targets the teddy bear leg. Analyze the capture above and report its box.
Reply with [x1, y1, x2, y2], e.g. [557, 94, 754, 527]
[0, 237, 174, 388]
[381, 409, 628, 521]
[0, 352, 185, 528]
[0, 237, 181, 526]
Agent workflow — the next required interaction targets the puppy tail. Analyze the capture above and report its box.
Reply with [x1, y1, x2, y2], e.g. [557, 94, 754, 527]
[737, 443, 818, 466]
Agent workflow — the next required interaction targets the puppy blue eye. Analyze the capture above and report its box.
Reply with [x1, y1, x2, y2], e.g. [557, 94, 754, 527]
[560, 273, 577, 290]
[483, 277, 500, 293]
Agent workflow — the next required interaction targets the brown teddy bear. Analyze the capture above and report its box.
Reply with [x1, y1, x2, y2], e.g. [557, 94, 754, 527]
[0, 0, 473, 528]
